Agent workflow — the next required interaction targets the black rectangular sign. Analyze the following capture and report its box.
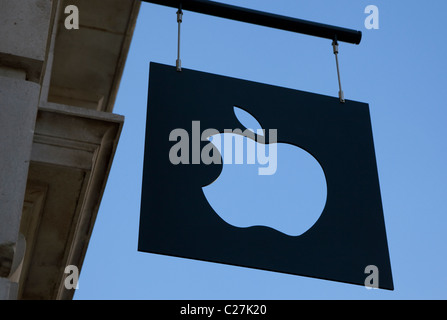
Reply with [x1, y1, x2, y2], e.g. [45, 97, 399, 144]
[138, 62, 393, 290]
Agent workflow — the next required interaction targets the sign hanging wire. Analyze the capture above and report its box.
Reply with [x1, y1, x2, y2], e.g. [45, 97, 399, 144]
[332, 37, 345, 103]
[176, 4, 183, 71]
[173, 2, 349, 99]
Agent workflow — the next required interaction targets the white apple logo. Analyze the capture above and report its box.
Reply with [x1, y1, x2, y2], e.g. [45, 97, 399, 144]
[202, 106, 327, 237]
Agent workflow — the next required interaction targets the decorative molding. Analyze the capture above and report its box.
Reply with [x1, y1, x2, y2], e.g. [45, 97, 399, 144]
[19, 102, 123, 299]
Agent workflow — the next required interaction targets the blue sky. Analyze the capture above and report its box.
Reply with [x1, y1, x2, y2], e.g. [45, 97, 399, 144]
[74, 0, 447, 299]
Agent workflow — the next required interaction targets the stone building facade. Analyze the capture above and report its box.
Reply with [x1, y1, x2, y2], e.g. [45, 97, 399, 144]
[0, 0, 140, 299]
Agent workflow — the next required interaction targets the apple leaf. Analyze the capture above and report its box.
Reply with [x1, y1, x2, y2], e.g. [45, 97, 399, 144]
[233, 106, 264, 136]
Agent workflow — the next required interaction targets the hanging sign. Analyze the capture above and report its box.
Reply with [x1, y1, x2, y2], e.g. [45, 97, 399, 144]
[138, 62, 393, 290]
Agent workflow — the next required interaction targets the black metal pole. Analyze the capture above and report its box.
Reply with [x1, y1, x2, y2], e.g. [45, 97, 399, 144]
[141, 0, 362, 45]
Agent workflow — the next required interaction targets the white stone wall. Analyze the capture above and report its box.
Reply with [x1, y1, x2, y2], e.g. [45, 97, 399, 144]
[0, 0, 52, 299]
[0, 0, 138, 299]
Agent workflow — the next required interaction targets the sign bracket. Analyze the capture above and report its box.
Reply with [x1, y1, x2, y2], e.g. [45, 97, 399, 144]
[142, 0, 362, 44]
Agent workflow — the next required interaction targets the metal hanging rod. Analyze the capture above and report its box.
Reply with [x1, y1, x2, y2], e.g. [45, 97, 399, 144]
[176, 4, 183, 71]
[141, 0, 362, 45]
[332, 38, 345, 103]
